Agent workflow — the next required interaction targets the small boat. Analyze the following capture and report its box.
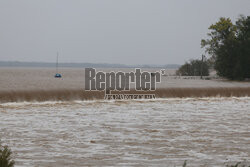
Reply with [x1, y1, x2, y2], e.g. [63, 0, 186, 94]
[54, 52, 62, 78]
[54, 73, 62, 78]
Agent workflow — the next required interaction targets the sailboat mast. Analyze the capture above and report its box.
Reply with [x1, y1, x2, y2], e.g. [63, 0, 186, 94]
[56, 52, 59, 74]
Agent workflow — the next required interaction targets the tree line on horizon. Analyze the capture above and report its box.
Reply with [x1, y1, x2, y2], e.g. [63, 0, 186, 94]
[177, 15, 250, 80]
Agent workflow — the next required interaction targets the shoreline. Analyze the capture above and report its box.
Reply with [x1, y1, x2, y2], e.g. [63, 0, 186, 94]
[1, 87, 250, 103]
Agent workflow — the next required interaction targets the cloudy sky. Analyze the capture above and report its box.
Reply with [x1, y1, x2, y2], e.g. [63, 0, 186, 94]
[0, 0, 250, 65]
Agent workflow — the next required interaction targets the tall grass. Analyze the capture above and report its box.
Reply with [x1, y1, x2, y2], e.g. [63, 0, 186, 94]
[0, 87, 250, 102]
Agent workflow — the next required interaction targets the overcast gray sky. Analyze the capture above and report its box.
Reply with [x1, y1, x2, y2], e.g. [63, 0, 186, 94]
[0, 0, 250, 65]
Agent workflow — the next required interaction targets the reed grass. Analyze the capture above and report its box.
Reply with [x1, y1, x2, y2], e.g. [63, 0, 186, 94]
[0, 87, 250, 102]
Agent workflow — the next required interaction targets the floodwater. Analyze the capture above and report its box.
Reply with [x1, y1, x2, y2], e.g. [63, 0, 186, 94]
[1, 67, 250, 92]
[0, 97, 250, 167]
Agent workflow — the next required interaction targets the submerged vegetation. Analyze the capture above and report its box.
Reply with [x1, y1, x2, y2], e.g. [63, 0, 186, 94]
[0, 142, 15, 167]
[1, 87, 250, 103]
[182, 161, 250, 167]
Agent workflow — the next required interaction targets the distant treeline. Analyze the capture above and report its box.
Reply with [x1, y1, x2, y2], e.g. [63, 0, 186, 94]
[177, 15, 250, 80]
[0, 61, 180, 69]
[202, 15, 250, 80]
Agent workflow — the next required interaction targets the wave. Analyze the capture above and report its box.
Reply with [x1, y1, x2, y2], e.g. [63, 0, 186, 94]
[0, 87, 250, 103]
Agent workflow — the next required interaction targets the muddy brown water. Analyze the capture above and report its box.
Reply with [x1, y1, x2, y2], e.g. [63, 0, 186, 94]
[0, 97, 249, 166]
[1, 67, 250, 92]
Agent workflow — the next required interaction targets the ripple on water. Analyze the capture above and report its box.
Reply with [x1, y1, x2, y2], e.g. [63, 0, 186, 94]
[0, 97, 250, 166]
